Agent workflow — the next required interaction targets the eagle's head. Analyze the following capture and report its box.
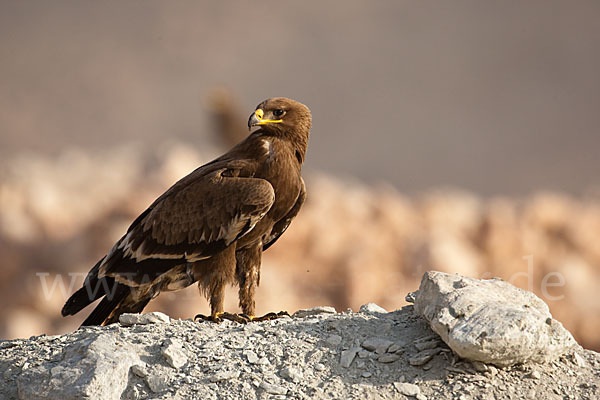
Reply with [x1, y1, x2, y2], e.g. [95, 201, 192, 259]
[248, 97, 312, 135]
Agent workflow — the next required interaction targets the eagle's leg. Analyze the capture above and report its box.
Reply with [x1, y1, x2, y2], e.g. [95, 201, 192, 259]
[235, 246, 289, 322]
[193, 249, 243, 323]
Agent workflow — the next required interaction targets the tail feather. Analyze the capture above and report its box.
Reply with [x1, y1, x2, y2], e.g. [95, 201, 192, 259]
[80, 283, 130, 326]
[61, 256, 116, 317]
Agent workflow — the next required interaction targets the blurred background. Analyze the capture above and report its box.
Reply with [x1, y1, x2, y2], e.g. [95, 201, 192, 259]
[1, 1, 599, 350]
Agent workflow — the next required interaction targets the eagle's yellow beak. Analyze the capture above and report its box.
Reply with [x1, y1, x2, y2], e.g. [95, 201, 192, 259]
[248, 108, 283, 129]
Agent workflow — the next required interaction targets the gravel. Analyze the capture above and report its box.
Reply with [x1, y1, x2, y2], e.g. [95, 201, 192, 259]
[1, 273, 599, 399]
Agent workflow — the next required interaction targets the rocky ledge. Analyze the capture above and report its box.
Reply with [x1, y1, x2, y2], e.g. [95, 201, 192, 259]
[1, 272, 598, 400]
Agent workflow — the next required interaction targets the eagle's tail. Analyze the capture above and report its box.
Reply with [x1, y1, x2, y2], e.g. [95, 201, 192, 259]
[61, 257, 112, 317]
[61, 256, 151, 326]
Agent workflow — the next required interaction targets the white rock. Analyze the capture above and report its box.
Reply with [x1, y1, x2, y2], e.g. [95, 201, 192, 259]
[260, 381, 288, 395]
[17, 333, 140, 399]
[161, 339, 188, 369]
[243, 350, 260, 364]
[145, 373, 170, 393]
[280, 366, 303, 382]
[209, 370, 240, 382]
[293, 306, 337, 318]
[359, 303, 388, 314]
[394, 382, 421, 397]
[573, 352, 586, 367]
[413, 271, 576, 367]
[119, 312, 170, 327]
[131, 363, 148, 378]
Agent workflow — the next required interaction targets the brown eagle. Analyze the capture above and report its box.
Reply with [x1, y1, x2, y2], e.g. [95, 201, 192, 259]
[62, 97, 311, 325]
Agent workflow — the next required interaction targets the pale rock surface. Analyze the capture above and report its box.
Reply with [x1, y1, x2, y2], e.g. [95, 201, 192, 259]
[2, 277, 598, 400]
[411, 271, 576, 367]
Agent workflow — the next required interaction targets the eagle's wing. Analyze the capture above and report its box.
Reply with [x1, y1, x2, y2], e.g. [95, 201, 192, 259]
[263, 177, 306, 251]
[99, 165, 275, 284]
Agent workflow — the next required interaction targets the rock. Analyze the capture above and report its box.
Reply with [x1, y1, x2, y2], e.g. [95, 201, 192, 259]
[209, 370, 240, 382]
[260, 381, 288, 395]
[280, 366, 303, 382]
[17, 333, 140, 400]
[340, 347, 361, 368]
[394, 382, 421, 397]
[388, 343, 403, 353]
[359, 303, 388, 314]
[243, 349, 260, 364]
[573, 352, 586, 367]
[2, 299, 598, 400]
[161, 338, 188, 369]
[145, 372, 170, 393]
[131, 363, 148, 378]
[119, 312, 170, 326]
[413, 271, 576, 367]
[409, 349, 441, 366]
[378, 354, 401, 363]
[361, 337, 393, 352]
[293, 306, 337, 318]
[529, 370, 541, 379]
[325, 334, 342, 346]
[414, 340, 439, 351]
[471, 361, 488, 373]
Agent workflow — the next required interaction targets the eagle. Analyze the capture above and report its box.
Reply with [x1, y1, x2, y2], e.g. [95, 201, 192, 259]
[62, 97, 311, 325]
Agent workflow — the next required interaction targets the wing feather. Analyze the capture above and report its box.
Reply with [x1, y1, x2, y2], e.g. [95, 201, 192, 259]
[99, 164, 274, 283]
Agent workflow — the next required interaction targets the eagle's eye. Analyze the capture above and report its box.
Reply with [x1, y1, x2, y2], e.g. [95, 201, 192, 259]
[273, 109, 284, 117]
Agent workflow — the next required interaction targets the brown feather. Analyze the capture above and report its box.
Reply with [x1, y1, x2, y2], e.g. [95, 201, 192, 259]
[62, 97, 311, 325]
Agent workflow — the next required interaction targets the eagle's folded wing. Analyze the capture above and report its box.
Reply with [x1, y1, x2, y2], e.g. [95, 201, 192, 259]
[98, 167, 275, 284]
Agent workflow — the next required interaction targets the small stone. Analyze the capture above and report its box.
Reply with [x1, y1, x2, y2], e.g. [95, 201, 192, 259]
[260, 381, 288, 395]
[361, 338, 393, 352]
[358, 350, 370, 359]
[161, 339, 188, 369]
[359, 303, 388, 314]
[326, 334, 342, 346]
[394, 382, 421, 397]
[119, 312, 170, 326]
[315, 363, 326, 371]
[293, 306, 336, 318]
[529, 370, 541, 379]
[378, 354, 401, 363]
[361, 371, 372, 378]
[340, 347, 361, 368]
[280, 366, 303, 382]
[244, 350, 260, 364]
[416, 394, 428, 400]
[409, 349, 440, 366]
[388, 344, 402, 353]
[471, 361, 489, 373]
[131, 363, 148, 378]
[146, 373, 170, 393]
[414, 340, 439, 351]
[209, 370, 240, 382]
[573, 352, 586, 367]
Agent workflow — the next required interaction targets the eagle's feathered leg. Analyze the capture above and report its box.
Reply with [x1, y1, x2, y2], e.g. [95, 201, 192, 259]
[193, 246, 237, 323]
[234, 245, 289, 322]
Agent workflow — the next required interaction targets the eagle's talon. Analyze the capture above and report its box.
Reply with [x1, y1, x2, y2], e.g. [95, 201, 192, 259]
[194, 313, 222, 323]
[250, 310, 290, 322]
[219, 312, 249, 324]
